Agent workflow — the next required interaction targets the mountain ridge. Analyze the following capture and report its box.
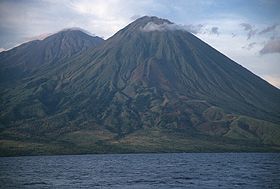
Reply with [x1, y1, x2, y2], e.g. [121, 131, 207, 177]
[0, 29, 104, 84]
[0, 16, 279, 156]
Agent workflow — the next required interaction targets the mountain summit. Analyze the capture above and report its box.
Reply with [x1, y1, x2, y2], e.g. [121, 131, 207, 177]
[1, 16, 280, 156]
[0, 29, 104, 83]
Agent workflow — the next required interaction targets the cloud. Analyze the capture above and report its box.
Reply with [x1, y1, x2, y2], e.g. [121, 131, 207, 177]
[0, 47, 5, 52]
[240, 23, 252, 31]
[248, 42, 257, 49]
[258, 24, 278, 35]
[141, 22, 185, 32]
[67, 0, 167, 38]
[141, 22, 206, 35]
[130, 15, 142, 21]
[242, 42, 257, 50]
[211, 27, 219, 35]
[184, 24, 204, 34]
[262, 75, 280, 89]
[260, 38, 280, 54]
[60, 27, 97, 37]
[240, 23, 257, 40]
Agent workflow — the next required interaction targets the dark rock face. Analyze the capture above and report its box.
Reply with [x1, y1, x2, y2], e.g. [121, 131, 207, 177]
[0, 16, 280, 156]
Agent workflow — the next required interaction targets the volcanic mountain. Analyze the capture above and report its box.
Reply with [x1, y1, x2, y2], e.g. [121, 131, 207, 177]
[0, 29, 104, 83]
[1, 16, 280, 156]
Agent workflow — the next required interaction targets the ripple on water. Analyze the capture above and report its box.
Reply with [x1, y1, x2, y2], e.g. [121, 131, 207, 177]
[0, 153, 280, 189]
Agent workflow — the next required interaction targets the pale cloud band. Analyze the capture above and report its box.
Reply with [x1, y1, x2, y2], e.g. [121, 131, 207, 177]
[0, 48, 5, 52]
[260, 38, 280, 55]
[141, 22, 183, 32]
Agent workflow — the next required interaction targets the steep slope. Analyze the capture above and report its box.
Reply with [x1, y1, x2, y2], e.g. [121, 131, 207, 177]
[0, 29, 104, 83]
[0, 16, 280, 156]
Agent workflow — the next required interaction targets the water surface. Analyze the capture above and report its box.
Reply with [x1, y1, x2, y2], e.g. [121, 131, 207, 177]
[0, 153, 280, 188]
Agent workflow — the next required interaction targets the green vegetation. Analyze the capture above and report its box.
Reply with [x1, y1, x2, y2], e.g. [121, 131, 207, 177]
[1, 125, 279, 157]
[0, 16, 280, 156]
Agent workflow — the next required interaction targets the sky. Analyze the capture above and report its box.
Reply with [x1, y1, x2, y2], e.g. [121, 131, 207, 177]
[0, 0, 280, 88]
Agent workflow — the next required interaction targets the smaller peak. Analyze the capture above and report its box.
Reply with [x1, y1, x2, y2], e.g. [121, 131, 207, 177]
[57, 27, 96, 37]
[60, 27, 84, 32]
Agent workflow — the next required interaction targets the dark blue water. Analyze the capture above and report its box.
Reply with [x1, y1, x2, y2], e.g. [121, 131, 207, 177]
[0, 153, 280, 189]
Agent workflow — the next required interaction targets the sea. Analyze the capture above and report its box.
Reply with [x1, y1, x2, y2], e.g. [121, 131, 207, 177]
[0, 153, 279, 188]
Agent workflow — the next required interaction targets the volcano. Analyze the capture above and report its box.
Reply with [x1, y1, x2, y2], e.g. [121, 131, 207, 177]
[1, 16, 280, 156]
[0, 29, 104, 83]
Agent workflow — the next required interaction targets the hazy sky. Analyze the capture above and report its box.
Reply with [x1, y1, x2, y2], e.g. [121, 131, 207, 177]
[0, 0, 279, 88]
